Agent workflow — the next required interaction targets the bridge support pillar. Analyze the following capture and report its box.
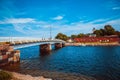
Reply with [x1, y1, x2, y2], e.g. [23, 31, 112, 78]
[62, 43, 65, 47]
[40, 44, 51, 55]
[55, 43, 62, 49]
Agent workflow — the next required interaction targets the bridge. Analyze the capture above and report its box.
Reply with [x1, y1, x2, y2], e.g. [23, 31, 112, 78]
[0, 37, 66, 66]
[0, 37, 65, 52]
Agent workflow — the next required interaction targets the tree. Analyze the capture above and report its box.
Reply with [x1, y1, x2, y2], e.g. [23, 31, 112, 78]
[71, 35, 77, 39]
[93, 30, 102, 37]
[77, 33, 86, 38]
[100, 29, 106, 36]
[55, 33, 68, 41]
[104, 25, 115, 35]
[115, 31, 120, 37]
[93, 25, 118, 36]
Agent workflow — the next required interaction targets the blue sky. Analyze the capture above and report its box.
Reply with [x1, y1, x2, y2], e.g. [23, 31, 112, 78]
[0, 0, 120, 38]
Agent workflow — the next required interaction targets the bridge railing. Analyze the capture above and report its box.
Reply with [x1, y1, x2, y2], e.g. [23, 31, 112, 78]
[0, 37, 65, 45]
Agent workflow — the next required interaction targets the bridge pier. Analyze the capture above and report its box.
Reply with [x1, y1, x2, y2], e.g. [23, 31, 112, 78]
[62, 43, 65, 47]
[55, 43, 63, 49]
[40, 44, 51, 55]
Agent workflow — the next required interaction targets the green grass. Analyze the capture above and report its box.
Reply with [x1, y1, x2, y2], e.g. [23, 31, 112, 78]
[0, 70, 13, 80]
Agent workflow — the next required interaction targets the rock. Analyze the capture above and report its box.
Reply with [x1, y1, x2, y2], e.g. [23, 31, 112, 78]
[12, 72, 52, 80]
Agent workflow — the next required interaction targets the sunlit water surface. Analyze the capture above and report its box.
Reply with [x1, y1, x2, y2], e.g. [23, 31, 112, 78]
[2, 46, 120, 80]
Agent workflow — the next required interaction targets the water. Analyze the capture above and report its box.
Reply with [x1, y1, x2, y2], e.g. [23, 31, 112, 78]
[3, 46, 120, 80]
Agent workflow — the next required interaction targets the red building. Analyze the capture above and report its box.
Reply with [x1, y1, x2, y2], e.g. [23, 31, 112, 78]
[74, 36, 120, 43]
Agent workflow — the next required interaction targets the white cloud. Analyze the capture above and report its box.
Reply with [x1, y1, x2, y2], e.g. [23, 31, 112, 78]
[1, 17, 120, 38]
[52, 16, 63, 20]
[112, 7, 120, 10]
[88, 19, 109, 24]
[51, 18, 120, 35]
[0, 18, 35, 24]
[106, 19, 120, 24]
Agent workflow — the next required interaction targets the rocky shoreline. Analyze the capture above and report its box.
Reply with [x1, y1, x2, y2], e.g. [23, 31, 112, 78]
[0, 70, 52, 80]
[0, 69, 96, 80]
[11, 71, 52, 80]
[15, 69, 96, 80]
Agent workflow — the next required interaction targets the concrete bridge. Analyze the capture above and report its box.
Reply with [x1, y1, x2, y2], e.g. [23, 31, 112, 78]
[0, 37, 66, 66]
[11, 38, 66, 55]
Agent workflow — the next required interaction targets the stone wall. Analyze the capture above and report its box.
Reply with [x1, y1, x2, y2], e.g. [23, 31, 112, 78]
[0, 44, 20, 67]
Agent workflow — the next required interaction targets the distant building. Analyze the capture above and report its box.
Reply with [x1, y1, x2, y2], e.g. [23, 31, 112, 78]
[74, 36, 120, 43]
[87, 28, 96, 37]
[89, 33, 96, 37]
[67, 38, 73, 43]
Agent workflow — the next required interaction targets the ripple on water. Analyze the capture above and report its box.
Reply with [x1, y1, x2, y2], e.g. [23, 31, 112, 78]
[2, 46, 120, 80]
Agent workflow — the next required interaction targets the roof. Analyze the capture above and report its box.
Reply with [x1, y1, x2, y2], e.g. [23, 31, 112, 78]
[74, 37, 120, 42]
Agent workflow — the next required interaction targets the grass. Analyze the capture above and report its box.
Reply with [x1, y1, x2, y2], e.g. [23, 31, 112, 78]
[0, 70, 13, 80]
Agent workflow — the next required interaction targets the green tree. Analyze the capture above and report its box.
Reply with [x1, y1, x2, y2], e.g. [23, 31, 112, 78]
[93, 30, 102, 37]
[115, 31, 120, 37]
[71, 35, 77, 39]
[77, 33, 86, 38]
[93, 25, 117, 36]
[104, 25, 115, 35]
[55, 33, 68, 41]
[100, 29, 106, 36]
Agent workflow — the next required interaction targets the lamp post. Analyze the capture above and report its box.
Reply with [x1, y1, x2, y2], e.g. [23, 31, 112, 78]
[9, 31, 12, 43]
[50, 25, 52, 40]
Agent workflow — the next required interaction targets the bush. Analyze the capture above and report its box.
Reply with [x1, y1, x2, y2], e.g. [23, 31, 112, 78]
[0, 70, 12, 80]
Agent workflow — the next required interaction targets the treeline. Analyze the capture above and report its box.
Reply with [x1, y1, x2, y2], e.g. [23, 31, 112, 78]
[93, 25, 120, 37]
[55, 25, 120, 41]
[55, 33, 68, 41]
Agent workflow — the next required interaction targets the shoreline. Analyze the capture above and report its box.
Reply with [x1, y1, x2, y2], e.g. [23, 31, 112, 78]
[65, 42, 120, 46]
[0, 68, 97, 80]
[0, 70, 52, 80]
[10, 69, 96, 80]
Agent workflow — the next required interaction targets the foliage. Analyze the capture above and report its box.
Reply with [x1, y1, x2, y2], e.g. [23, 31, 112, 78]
[0, 70, 12, 80]
[93, 25, 117, 36]
[71, 35, 77, 39]
[115, 31, 120, 37]
[104, 25, 115, 35]
[93, 30, 102, 37]
[71, 33, 87, 38]
[55, 25, 120, 40]
[77, 33, 86, 38]
[100, 29, 106, 36]
[55, 33, 68, 41]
